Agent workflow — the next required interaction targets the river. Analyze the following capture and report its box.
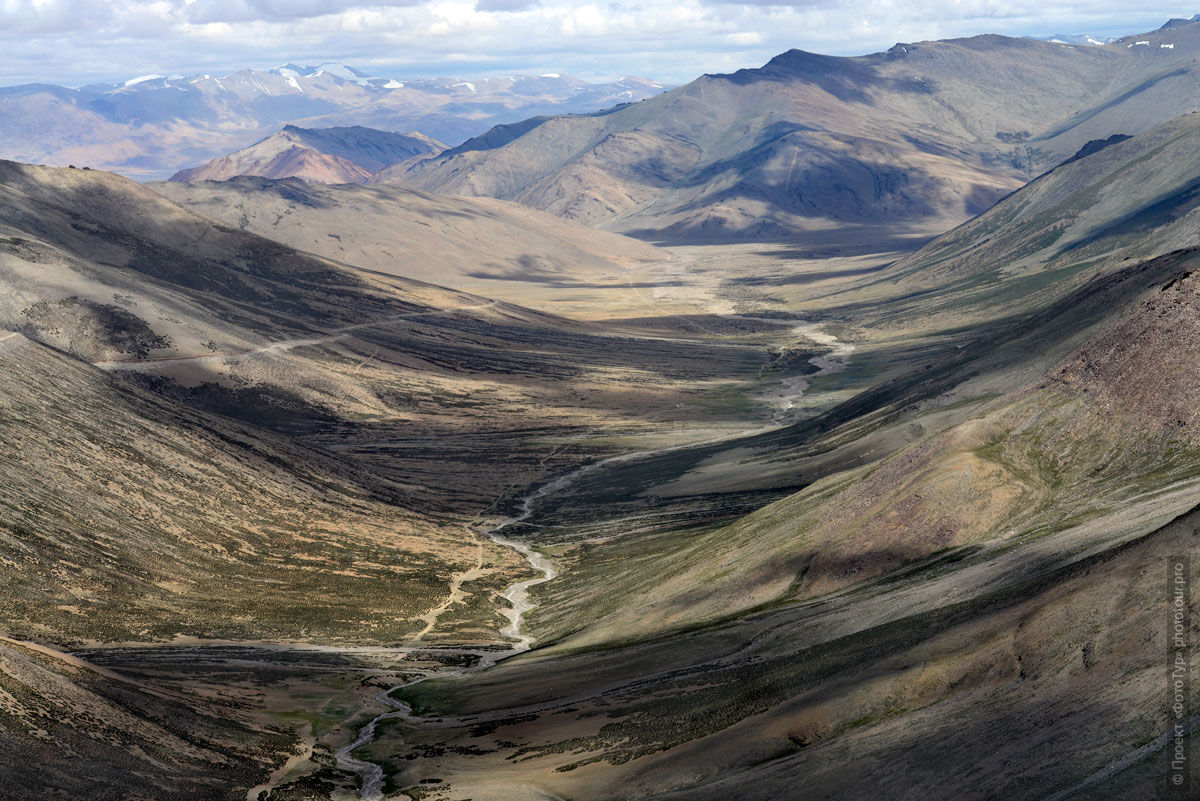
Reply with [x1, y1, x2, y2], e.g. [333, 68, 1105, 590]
[329, 317, 852, 800]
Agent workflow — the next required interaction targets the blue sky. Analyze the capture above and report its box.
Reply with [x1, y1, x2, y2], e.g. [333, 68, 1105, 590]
[0, 2, 1196, 86]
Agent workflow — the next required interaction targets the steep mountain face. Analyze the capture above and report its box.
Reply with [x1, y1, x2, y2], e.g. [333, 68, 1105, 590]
[394, 21, 1200, 242]
[150, 176, 661, 293]
[0, 66, 667, 179]
[169, 125, 443, 183]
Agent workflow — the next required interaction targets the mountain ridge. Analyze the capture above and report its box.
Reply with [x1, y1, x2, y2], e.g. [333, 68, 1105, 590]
[392, 20, 1200, 242]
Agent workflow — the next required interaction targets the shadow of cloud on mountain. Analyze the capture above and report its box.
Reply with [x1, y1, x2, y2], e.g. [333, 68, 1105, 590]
[678, 122, 818, 189]
[717, 49, 939, 105]
[645, 133, 955, 241]
[599, 313, 817, 335]
[465, 253, 682, 288]
[723, 263, 894, 286]
[1057, 174, 1200, 255]
[464, 270, 680, 289]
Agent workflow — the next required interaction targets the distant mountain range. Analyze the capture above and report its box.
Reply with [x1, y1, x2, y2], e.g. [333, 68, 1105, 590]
[388, 18, 1200, 242]
[1025, 33, 1115, 45]
[1026, 13, 1200, 45]
[0, 64, 668, 179]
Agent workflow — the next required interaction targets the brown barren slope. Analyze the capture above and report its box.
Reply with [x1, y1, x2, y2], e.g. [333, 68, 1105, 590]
[150, 175, 663, 297]
[394, 23, 1200, 241]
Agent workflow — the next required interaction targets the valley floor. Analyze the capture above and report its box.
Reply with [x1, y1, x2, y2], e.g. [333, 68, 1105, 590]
[28, 231, 918, 801]
[9, 207, 1199, 801]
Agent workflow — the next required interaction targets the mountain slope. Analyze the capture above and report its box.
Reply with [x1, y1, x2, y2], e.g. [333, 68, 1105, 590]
[345, 119, 1200, 801]
[875, 111, 1200, 303]
[0, 160, 484, 362]
[524, 257, 1200, 647]
[0, 158, 524, 644]
[150, 175, 662, 297]
[0, 637, 290, 800]
[0, 157, 803, 799]
[0, 157, 792, 633]
[483, 111, 1200, 649]
[169, 125, 444, 183]
[530, 109, 1200, 550]
[378, 498, 1198, 801]
[0, 328, 496, 646]
[393, 21, 1200, 241]
[1, 160, 778, 529]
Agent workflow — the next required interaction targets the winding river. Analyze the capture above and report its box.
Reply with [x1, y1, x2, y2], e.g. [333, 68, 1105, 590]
[329, 318, 852, 801]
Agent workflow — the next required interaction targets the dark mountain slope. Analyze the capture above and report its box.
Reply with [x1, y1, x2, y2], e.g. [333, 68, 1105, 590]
[0, 637, 290, 800]
[365, 425, 1200, 801]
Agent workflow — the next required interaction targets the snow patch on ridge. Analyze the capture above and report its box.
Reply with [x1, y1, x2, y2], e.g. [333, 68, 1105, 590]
[123, 74, 163, 87]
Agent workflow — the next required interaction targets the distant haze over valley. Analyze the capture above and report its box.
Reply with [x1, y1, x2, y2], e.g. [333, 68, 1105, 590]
[0, 63, 668, 180]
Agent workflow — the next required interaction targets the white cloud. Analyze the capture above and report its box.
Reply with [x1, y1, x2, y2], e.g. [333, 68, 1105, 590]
[560, 4, 608, 36]
[0, 1, 1191, 86]
[726, 31, 763, 45]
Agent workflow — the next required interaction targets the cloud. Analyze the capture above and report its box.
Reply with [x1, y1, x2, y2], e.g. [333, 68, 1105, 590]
[475, 0, 540, 11]
[183, 0, 429, 24]
[0, 2, 1189, 86]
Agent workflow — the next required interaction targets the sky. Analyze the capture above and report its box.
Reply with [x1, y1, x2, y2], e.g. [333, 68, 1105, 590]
[0, 2, 1197, 86]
